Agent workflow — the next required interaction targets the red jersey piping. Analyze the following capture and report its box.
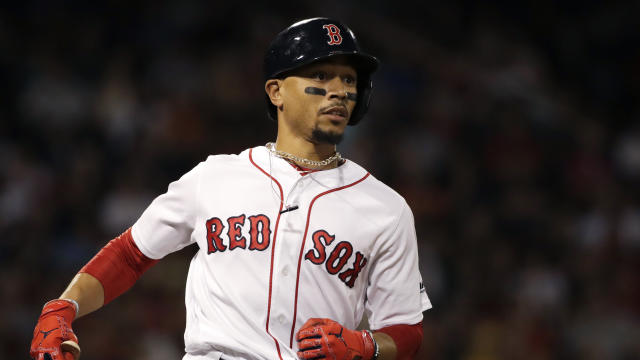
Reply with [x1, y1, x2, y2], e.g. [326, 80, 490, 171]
[289, 172, 371, 346]
[249, 148, 284, 360]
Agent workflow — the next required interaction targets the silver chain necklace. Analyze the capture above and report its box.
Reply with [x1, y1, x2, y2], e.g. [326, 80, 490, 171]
[265, 142, 342, 168]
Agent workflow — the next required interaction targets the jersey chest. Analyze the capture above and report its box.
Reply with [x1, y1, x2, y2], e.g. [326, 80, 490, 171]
[190, 166, 379, 291]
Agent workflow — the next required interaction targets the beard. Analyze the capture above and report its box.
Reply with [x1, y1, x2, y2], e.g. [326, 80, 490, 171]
[311, 127, 344, 145]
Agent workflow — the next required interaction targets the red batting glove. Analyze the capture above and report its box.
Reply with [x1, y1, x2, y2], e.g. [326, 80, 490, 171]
[296, 318, 377, 360]
[30, 299, 81, 360]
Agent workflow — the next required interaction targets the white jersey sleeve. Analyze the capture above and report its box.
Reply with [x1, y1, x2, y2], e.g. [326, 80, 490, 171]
[365, 201, 432, 330]
[131, 162, 203, 259]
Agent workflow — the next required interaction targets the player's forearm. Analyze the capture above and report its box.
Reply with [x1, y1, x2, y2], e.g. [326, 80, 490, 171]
[60, 272, 105, 318]
[373, 332, 398, 360]
[374, 322, 424, 360]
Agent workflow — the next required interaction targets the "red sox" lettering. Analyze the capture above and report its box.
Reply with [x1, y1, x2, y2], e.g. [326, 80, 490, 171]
[206, 214, 271, 253]
[304, 230, 368, 288]
[205, 216, 368, 288]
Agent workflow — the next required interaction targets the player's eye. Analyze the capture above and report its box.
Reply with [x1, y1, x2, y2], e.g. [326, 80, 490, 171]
[312, 71, 327, 81]
[343, 75, 357, 85]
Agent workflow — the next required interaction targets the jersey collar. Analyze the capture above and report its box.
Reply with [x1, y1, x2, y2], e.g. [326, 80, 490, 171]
[248, 145, 369, 188]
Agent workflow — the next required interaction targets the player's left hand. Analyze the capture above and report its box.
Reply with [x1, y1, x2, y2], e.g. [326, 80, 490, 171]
[30, 299, 81, 360]
[296, 318, 376, 360]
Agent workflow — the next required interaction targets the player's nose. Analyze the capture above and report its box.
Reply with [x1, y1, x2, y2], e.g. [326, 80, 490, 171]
[326, 78, 348, 100]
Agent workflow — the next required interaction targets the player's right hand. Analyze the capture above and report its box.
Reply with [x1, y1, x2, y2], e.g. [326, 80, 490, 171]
[30, 299, 81, 360]
[296, 318, 376, 360]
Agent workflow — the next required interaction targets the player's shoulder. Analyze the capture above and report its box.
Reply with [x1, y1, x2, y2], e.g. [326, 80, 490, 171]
[174, 148, 255, 181]
[199, 148, 253, 168]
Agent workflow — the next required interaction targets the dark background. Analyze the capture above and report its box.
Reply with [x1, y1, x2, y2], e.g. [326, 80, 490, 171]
[2, 1, 639, 359]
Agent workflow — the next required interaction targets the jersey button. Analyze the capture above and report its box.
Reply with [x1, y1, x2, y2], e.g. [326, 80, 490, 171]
[278, 315, 285, 324]
[282, 268, 289, 276]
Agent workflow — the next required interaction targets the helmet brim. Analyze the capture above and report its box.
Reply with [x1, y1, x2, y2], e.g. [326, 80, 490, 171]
[268, 51, 379, 80]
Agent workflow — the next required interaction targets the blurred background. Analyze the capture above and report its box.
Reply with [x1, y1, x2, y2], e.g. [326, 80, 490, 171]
[1, 0, 639, 359]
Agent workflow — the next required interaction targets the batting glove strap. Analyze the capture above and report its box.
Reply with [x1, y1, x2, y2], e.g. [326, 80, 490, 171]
[364, 330, 379, 360]
[58, 299, 79, 316]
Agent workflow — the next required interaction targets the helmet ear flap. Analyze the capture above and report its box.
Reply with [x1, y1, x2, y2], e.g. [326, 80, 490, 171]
[349, 77, 374, 125]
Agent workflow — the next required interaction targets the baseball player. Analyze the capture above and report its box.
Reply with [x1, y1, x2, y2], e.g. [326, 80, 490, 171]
[30, 17, 431, 360]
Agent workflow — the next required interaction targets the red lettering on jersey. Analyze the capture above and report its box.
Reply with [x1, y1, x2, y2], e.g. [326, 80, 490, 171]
[338, 251, 368, 288]
[323, 24, 343, 45]
[304, 230, 336, 265]
[326, 241, 353, 275]
[206, 217, 226, 253]
[227, 214, 247, 250]
[303, 230, 369, 288]
[249, 214, 271, 251]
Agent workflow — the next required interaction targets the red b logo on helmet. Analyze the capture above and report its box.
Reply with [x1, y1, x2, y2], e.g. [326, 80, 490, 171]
[323, 24, 343, 45]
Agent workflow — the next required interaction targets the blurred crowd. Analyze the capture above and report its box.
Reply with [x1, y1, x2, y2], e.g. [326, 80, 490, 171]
[1, 1, 639, 359]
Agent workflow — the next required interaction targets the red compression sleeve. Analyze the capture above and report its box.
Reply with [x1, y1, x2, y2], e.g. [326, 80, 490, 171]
[80, 228, 159, 304]
[375, 322, 423, 360]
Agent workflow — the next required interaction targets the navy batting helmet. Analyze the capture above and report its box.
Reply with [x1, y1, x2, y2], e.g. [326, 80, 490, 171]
[264, 17, 379, 125]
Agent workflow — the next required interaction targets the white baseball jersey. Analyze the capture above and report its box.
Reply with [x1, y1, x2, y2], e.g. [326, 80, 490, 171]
[131, 145, 432, 360]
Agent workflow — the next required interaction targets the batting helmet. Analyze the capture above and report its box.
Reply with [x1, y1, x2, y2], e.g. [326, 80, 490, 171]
[264, 17, 379, 125]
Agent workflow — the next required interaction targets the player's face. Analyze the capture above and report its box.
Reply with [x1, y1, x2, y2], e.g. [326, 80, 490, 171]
[279, 60, 358, 145]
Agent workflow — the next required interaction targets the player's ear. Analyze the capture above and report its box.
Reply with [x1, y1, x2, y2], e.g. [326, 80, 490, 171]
[265, 79, 284, 108]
